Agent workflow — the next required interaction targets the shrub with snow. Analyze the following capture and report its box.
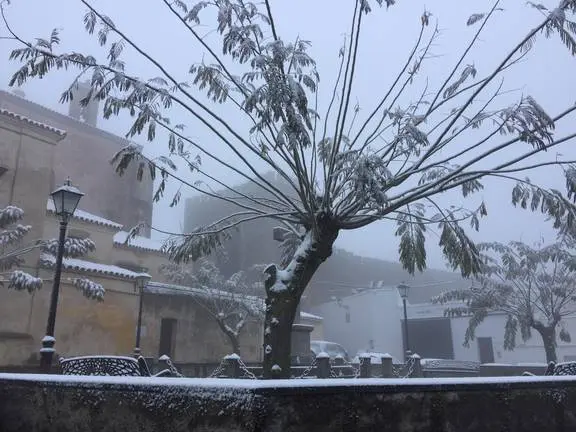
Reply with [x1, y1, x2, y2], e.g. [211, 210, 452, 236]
[0, 205, 104, 300]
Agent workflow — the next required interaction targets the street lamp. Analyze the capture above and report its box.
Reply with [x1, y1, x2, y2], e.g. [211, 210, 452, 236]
[134, 273, 151, 356]
[397, 282, 411, 361]
[40, 178, 84, 373]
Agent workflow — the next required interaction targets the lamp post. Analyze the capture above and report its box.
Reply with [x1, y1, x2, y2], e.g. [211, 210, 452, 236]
[40, 178, 84, 373]
[133, 273, 151, 356]
[398, 282, 411, 361]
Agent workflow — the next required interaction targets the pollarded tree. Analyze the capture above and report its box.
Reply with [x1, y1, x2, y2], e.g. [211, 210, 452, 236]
[159, 259, 263, 355]
[433, 241, 576, 363]
[4, 0, 576, 376]
[0, 205, 105, 300]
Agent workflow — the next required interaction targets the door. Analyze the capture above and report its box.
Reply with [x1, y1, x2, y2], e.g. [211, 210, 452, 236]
[477, 337, 495, 363]
[158, 318, 177, 358]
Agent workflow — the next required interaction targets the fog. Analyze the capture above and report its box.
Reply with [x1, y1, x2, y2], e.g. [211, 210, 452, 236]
[1, 0, 575, 271]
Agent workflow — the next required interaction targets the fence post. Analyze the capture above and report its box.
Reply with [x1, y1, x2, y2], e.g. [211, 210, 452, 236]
[380, 353, 393, 378]
[410, 353, 422, 378]
[316, 352, 331, 378]
[224, 353, 241, 378]
[333, 355, 345, 366]
[359, 354, 371, 378]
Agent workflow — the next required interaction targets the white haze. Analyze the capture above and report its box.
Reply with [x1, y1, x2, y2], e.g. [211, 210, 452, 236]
[1, 0, 575, 270]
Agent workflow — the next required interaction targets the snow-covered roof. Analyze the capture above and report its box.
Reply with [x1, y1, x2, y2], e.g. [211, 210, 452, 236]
[113, 231, 164, 253]
[145, 282, 323, 322]
[40, 253, 150, 280]
[300, 311, 323, 321]
[145, 281, 264, 314]
[46, 200, 123, 230]
[0, 108, 67, 137]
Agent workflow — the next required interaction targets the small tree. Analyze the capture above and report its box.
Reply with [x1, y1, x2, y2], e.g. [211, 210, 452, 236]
[0, 205, 105, 299]
[433, 241, 576, 363]
[5, 0, 576, 376]
[160, 258, 262, 355]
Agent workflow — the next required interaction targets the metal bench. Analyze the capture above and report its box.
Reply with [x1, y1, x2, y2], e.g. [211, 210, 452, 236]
[522, 361, 574, 377]
[59, 355, 179, 377]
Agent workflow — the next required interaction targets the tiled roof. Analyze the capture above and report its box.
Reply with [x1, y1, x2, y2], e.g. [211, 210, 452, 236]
[46, 200, 123, 230]
[40, 253, 150, 280]
[113, 231, 164, 253]
[146, 282, 265, 315]
[0, 108, 66, 137]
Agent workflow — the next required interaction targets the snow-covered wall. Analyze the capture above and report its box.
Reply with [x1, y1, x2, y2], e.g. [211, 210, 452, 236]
[0, 374, 575, 431]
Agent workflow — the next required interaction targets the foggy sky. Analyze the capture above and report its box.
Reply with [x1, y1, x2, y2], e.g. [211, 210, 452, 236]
[1, 0, 575, 271]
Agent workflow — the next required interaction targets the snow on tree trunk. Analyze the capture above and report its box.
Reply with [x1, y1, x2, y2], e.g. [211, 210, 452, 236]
[262, 217, 339, 379]
[216, 319, 242, 356]
[536, 325, 558, 363]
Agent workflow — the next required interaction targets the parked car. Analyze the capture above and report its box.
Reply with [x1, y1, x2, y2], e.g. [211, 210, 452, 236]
[310, 340, 350, 362]
[352, 352, 402, 365]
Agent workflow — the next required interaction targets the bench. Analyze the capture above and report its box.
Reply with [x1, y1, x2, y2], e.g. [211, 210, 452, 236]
[59, 355, 179, 377]
[522, 361, 575, 377]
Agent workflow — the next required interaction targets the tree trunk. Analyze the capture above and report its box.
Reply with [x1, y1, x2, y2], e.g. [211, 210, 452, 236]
[534, 324, 558, 363]
[262, 216, 339, 379]
[217, 320, 241, 356]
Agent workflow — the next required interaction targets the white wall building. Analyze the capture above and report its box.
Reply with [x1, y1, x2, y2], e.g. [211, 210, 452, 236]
[313, 287, 576, 363]
[312, 286, 405, 361]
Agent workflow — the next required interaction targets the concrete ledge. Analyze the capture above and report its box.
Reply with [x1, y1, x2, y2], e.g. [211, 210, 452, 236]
[0, 374, 575, 431]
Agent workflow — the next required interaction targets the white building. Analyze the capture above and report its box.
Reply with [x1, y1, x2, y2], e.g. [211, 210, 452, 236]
[312, 285, 576, 363]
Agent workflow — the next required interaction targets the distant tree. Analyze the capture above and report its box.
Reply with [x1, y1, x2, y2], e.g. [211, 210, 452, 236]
[0, 205, 105, 300]
[5, 0, 576, 376]
[433, 241, 576, 363]
[159, 258, 262, 355]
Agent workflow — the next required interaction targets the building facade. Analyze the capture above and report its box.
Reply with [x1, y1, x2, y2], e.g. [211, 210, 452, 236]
[0, 88, 153, 236]
[313, 287, 576, 364]
[0, 106, 268, 366]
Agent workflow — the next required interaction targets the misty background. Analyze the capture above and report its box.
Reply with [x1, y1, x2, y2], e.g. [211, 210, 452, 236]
[1, 0, 575, 271]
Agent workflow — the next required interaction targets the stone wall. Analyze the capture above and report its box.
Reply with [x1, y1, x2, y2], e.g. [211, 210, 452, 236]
[141, 293, 263, 363]
[0, 374, 575, 432]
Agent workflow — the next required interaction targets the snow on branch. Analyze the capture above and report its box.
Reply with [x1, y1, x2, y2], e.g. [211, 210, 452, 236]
[433, 239, 576, 351]
[159, 258, 263, 353]
[0, 204, 104, 299]
[4, 0, 576, 281]
[71, 277, 105, 301]
[5, 270, 43, 292]
[42, 237, 96, 258]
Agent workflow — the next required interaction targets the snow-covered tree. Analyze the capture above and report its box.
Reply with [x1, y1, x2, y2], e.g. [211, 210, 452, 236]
[159, 259, 263, 355]
[433, 241, 576, 363]
[0, 205, 105, 300]
[5, 0, 576, 376]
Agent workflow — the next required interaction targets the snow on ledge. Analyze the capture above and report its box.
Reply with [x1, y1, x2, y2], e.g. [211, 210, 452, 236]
[0, 109, 66, 137]
[46, 200, 123, 230]
[300, 311, 323, 321]
[1, 374, 576, 390]
[113, 231, 164, 253]
[40, 253, 151, 280]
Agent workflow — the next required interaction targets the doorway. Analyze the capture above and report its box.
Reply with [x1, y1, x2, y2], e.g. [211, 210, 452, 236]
[477, 337, 495, 363]
[158, 318, 177, 358]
